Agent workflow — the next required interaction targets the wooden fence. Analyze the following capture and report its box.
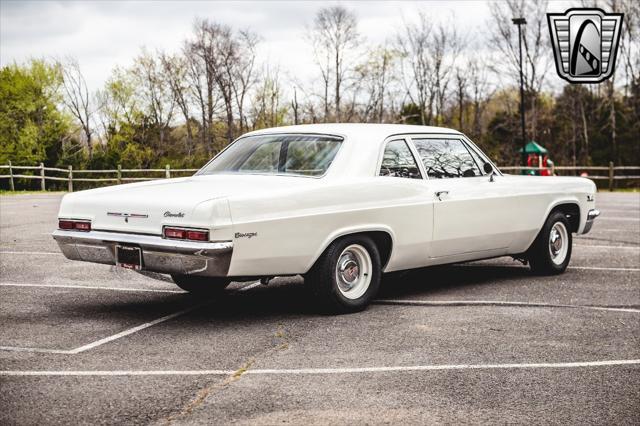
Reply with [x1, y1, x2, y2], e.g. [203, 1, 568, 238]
[1, 161, 639, 192]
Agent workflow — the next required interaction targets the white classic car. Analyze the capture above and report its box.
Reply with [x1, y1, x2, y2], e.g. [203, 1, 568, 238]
[53, 124, 600, 313]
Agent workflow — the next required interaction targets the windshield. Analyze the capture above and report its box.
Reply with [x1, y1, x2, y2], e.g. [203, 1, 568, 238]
[198, 134, 343, 177]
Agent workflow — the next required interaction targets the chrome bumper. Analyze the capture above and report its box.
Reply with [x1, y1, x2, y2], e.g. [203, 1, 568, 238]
[582, 209, 600, 234]
[52, 229, 233, 277]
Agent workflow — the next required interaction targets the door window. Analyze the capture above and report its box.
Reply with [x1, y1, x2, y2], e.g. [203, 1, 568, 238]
[379, 140, 422, 179]
[412, 138, 482, 178]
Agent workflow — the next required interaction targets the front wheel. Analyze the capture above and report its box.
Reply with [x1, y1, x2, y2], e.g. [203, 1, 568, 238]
[171, 274, 231, 295]
[305, 235, 382, 314]
[527, 211, 572, 275]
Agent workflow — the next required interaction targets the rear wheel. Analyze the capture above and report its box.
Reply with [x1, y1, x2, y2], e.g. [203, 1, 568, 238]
[171, 274, 231, 295]
[527, 211, 572, 275]
[305, 235, 381, 314]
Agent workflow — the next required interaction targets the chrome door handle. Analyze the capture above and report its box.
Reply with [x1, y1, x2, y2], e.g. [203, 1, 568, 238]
[435, 190, 449, 200]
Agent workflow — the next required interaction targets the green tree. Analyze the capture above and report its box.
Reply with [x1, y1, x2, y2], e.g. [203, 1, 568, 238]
[0, 60, 70, 165]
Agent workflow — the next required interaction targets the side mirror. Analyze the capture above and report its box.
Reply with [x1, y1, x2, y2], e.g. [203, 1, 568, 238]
[483, 162, 496, 182]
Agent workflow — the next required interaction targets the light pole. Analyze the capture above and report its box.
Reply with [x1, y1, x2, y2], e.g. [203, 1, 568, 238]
[512, 17, 527, 166]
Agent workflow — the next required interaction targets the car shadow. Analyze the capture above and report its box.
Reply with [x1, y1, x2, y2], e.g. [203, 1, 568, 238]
[53, 263, 533, 321]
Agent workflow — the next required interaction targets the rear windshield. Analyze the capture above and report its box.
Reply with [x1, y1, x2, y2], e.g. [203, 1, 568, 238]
[198, 134, 342, 177]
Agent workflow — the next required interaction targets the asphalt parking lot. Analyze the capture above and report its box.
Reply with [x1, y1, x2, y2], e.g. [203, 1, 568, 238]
[1, 192, 638, 425]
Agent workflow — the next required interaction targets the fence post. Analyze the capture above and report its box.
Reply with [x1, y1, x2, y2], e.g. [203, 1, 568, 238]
[117, 164, 122, 184]
[165, 164, 171, 179]
[40, 162, 45, 191]
[68, 165, 73, 192]
[608, 161, 614, 191]
[8, 160, 15, 191]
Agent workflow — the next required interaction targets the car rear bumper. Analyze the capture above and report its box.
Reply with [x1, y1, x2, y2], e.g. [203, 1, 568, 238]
[52, 229, 233, 277]
[582, 209, 600, 234]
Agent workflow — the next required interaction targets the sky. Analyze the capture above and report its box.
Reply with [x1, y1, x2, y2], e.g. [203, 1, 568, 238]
[0, 1, 576, 92]
[0, 1, 496, 90]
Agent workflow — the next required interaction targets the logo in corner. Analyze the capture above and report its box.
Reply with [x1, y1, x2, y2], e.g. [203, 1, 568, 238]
[547, 8, 623, 84]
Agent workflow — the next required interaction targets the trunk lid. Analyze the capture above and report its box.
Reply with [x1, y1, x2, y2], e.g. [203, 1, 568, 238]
[61, 174, 317, 235]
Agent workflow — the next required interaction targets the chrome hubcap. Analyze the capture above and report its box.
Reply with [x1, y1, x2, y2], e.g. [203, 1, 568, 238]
[548, 222, 569, 265]
[335, 244, 372, 300]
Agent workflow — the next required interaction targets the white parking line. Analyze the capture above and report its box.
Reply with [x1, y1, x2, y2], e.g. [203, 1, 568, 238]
[571, 266, 640, 272]
[0, 283, 184, 293]
[598, 217, 640, 221]
[574, 244, 639, 250]
[0, 303, 207, 355]
[69, 304, 206, 354]
[0, 251, 60, 255]
[459, 264, 640, 272]
[1, 359, 639, 376]
[374, 299, 640, 313]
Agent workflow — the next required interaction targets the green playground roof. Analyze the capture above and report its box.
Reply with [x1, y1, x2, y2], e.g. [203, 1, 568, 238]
[520, 141, 548, 154]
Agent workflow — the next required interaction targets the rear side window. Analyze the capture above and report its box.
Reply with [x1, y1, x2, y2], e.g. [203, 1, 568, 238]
[412, 138, 481, 178]
[379, 140, 422, 179]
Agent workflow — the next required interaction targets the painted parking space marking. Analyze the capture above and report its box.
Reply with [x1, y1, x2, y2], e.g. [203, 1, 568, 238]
[374, 299, 640, 313]
[2, 359, 639, 377]
[574, 244, 640, 249]
[0, 302, 207, 354]
[571, 266, 640, 272]
[458, 264, 640, 272]
[0, 282, 183, 293]
[0, 250, 61, 255]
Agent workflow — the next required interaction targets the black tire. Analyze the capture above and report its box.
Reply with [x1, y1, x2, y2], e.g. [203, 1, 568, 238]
[305, 235, 382, 314]
[527, 211, 572, 275]
[171, 274, 231, 295]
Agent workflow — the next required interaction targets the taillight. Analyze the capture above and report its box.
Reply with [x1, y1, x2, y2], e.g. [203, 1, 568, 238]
[74, 222, 91, 231]
[164, 227, 209, 242]
[59, 219, 91, 232]
[164, 228, 186, 239]
[186, 230, 208, 241]
[58, 220, 74, 230]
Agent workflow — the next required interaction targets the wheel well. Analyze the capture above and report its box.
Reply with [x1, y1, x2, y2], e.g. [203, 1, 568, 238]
[336, 231, 393, 269]
[550, 203, 580, 233]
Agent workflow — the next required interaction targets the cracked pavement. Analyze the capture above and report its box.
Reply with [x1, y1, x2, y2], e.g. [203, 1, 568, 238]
[1, 192, 639, 425]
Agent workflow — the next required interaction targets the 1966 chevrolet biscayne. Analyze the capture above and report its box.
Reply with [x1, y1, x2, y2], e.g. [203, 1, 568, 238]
[53, 124, 600, 313]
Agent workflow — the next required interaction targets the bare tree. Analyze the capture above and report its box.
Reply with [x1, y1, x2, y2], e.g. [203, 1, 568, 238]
[61, 59, 95, 159]
[397, 14, 460, 126]
[356, 46, 398, 123]
[310, 6, 360, 122]
[160, 52, 195, 158]
[251, 65, 286, 129]
[467, 57, 494, 139]
[488, 0, 552, 140]
[618, 0, 640, 93]
[397, 12, 434, 125]
[231, 30, 259, 134]
[187, 19, 240, 151]
[131, 49, 175, 151]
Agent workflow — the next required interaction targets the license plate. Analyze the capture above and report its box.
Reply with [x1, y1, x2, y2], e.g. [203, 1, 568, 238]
[116, 245, 142, 270]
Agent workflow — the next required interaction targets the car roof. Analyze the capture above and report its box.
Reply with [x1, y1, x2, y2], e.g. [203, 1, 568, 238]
[244, 123, 461, 140]
[239, 123, 466, 179]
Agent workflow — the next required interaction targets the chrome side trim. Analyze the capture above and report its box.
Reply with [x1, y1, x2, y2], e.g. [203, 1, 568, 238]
[52, 229, 233, 277]
[582, 209, 601, 234]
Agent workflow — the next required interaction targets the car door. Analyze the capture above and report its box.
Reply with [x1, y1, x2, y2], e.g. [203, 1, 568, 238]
[410, 136, 514, 259]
